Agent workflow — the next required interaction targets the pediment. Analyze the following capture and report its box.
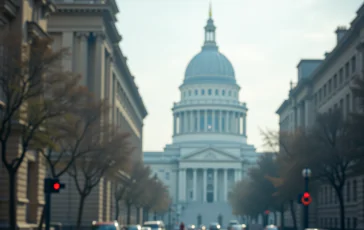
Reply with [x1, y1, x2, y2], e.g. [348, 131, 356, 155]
[181, 147, 239, 161]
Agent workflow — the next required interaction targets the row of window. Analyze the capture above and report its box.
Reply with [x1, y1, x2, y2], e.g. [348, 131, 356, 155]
[115, 80, 141, 129]
[182, 88, 237, 98]
[314, 55, 356, 107]
[318, 179, 359, 205]
[158, 169, 170, 180]
[320, 217, 357, 229]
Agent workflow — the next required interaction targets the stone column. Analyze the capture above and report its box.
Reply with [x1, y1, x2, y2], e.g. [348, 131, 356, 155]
[237, 113, 241, 135]
[234, 169, 238, 182]
[76, 32, 89, 86]
[190, 111, 193, 132]
[203, 169, 207, 202]
[179, 168, 186, 202]
[219, 110, 222, 132]
[225, 111, 230, 133]
[106, 55, 114, 126]
[214, 169, 218, 202]
[204, 110, 207, 132]
[197, 110, 200, 132]
[184, 112, 188, 133]
[173, 113, 177, 135]
[178, 168, 183, 202]
[93, 32, 105, 99]
[243, 114, 247, 136]
[231, 112, 235, 133]
[193, 169, 197, 201]
[212, 110, 215, 131]
[224, 169, 228, 201]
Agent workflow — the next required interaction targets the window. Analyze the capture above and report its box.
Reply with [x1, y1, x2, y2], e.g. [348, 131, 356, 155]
[353, 180, 357, 201]
[325, 186, 328, 204]
[222, 90, 225, 96]
[208, 89, 212, 95]
[347, 218, 351, 229]
[339, 68, 344, 84]
[345, 62, 350, 79]
[195, 89, 198, 95]
[347, 181, 351, 202]
[215, 89, 219, 95]
[324, 84, 327, 97]
[352, 56, 356, 73]
[190, 191, 193, 199]
[335, 218, 338, 228]
[328, 79, 332, 94]
[201, 89, 205, 95]
[165, 172, 170, 180]
[228, 90, 231, 96]
[334, 74, 337, 88]
[189, 90, 191, 96]
[353, 217, 357, 229]
[346, 94, 350, 115]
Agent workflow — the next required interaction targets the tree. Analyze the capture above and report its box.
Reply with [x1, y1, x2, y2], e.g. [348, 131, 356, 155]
[121, 161, 152, 224]
[35, 93, 107, 229]
[303, 109, 357, 230]
[141, 176, 170, 221]
[261, 129, 311, 230]
[0, 34, 83, 230]
[228, 153, 279, 223]
[67, 121, 133, 230]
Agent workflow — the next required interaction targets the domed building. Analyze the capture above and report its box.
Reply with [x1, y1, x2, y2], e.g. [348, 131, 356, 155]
[144, 8, 258, 227]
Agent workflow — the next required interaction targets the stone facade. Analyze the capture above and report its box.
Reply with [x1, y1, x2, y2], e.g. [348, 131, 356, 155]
[276, 3, 364, 230]
[0, 0, 55, 228]
[47, 0, 147, 228]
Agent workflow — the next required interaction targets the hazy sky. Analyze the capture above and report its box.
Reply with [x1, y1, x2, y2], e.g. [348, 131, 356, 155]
[116, 0, 363, 152]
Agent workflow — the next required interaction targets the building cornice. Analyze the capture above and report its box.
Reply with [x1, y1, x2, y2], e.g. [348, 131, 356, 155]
[276, 99, 289, 115]
[113, 45, 148, 118]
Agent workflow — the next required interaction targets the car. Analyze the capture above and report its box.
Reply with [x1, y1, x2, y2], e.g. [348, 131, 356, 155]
[228, 221, 240, 230]
[188, 225, 196, 230]
[264, 225, 278, 230]
[198, 225, 206, 230]
[209, 223, 221, 230]
[143, 221, 166, 230]
[92, 221, 121, 230]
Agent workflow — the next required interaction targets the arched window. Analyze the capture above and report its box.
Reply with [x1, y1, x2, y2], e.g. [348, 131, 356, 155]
[208, 89, 212, 95]
[195, 89, 198, 95]
[201, 89, 205, 95]
[222, 90, 225, 96]
[215, 89, 219, 95]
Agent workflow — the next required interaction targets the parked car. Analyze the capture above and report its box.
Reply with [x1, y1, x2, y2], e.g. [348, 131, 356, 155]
[143, 221, 166, 230]
[209, 223, 221, 230]
[92, 221, 121, 230]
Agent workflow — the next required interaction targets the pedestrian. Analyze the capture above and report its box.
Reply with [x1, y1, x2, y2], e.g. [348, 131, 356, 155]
[180, 222, 185, 230]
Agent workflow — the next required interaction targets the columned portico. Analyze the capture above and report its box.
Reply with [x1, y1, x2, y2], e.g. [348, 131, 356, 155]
[178, 167, 241, 203]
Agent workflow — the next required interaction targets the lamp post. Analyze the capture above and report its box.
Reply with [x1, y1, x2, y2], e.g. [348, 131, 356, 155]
[154, 174, 158, 221]
[302, 168, 312, 229]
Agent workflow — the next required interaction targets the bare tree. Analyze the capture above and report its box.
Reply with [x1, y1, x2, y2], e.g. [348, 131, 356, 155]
[68, 122, 133, 230]
[35, 96, 108, 229]
[304, 109, 357, 230]
[0, 34, 83, 230]
[124, 162, 151, 224]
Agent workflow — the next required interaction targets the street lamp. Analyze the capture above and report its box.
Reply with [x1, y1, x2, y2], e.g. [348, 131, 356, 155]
[302, 168, 312, 229]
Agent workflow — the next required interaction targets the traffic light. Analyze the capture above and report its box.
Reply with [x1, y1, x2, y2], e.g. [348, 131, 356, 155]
[301, 192, 312, 206]
[44, 178, 65, 194]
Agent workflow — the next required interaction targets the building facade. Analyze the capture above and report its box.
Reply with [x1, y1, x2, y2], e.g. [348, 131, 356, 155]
[47, 0, 147, 227]
[0, 0, 55, 228]
[276, 3, 364, 230]
[144, 11, 258, 227]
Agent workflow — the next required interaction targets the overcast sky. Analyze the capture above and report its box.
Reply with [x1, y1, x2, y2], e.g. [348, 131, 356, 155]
[116, 0, 363, 152]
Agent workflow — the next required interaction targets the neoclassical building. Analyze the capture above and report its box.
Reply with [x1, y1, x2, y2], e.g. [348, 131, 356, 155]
[276, 3, 364, 230]
[144, 10, 258, 226]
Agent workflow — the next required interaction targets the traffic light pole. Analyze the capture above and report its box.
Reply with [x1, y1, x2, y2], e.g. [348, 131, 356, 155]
[45, 192, 51, 230]
[303, 177, 309, 229]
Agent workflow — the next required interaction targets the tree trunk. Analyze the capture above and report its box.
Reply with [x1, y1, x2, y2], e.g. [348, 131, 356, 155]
[38, 206, 45, 230]
[136, 207, 140, 224]
[115, 200, 120, 221]
[289, 200, 297, 230]
[76, 195, 86, 230]
[337, 190, 346, 230]
[280, 203, 285, 230]
[127, 202, 131, 225]
[9, 171, 17, 230]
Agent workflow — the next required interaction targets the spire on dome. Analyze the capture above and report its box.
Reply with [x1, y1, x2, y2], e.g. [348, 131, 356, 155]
[209, 2, 212, 18]
[203, 3, 217, 49]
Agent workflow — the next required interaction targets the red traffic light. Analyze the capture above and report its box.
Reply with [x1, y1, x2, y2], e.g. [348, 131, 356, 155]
[264, 210, 270, 215]
[53, 182, 60, 190]
[301, 192, 312, 206]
